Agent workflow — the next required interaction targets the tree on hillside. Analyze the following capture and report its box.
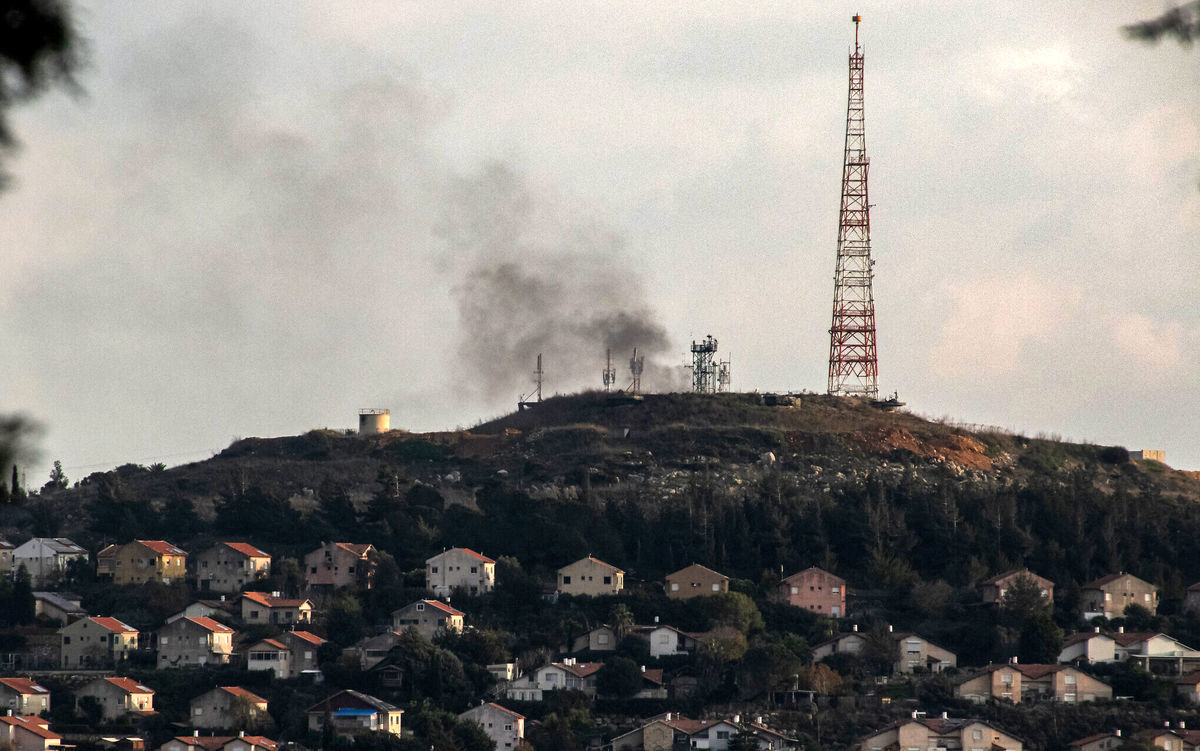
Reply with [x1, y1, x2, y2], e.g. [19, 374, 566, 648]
[1125, 1, 1200, 46]
[42, 459, 67, 492]
[1018, 611, 1064, 664]
[596, 656, 643, 698]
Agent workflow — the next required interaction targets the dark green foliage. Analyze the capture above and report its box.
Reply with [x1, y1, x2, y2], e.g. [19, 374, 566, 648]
[1017, 612, 1064, 664]
[596, 656, 643, 698]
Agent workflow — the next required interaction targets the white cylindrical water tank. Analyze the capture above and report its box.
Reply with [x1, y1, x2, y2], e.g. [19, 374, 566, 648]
[359, 408, 390, 435]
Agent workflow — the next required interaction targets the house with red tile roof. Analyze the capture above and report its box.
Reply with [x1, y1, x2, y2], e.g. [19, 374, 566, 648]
[0, 677, 51, 715]
[857, 714, 1023, 751]
[303, 543, 376, 589]
[305, 690, 403, 740]
[459, 703, 525, 751]
[192, 543, 271, 593]
[610, 714, 765, 751]
[0, 715, 61, 751]
[159, 735, 277, 751]
[76, 677, 155, 721]
[955, 662, 1112, 703]
[426, 548, 496, 597]
[157, 617, 235, 669]
[1068, 732, 1125, 751]
[391, 599, 465, 640]
[1059, 629, 1118, 664]
[111, 540, 188, 585]
[239, 591, 313, 626]
[188, 686, 269, 731]
[59, 616, 139, 668]
[245, 631, 325, 679]
[503, 659, 603, 701]
[557, 557, 624, 596]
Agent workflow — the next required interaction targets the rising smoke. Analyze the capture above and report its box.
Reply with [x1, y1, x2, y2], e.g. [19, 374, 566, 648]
[441, 162, 675, 400]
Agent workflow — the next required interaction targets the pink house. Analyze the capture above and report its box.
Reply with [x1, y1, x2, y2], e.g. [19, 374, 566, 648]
[779, 567, 846, 617]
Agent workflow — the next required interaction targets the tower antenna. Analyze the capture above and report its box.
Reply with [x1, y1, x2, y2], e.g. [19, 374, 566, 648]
[827, 13, 879, 399]
[627, 347, 644, 394]
[689, 335, 719, 394]
[518, 353, 544, 410]
[603, 348, 616, 391]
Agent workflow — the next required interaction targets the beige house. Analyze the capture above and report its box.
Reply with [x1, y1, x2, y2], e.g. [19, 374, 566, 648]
[981, 569, 1054, 606]
[12, 538, 88, 587]
[458, 703, 525, 751]
[665, 563, 729, 599]
[0, 716, 61, 751]
[611, 716, 753, 751]
[193, 543, 271, 593]
[60, 616, 139, 668]
[956, 663, 1112, 703]
[189, 686, 269, 730]
[778, 567, 846, 617]
[1111, 630, 1200, 670]
[245, 631, 325, 679]
[858, 715, 1023, 751]
[811, 629, 956, 674]
[157, 616, 235, 669]
[240, 592, 313, 625]
[426, 547, 496, 597]
[305, 690, 402, 739]
[1082, 572, 1158, 619]
[391, 599, 465, 640]
[0, 678, 51, 715]
[303, 542, 375, 589]
[1134, 728, 1200, 751]
[33, 591, 86, 623]
[503, 659, 602, 701]
[76, 677, 155, 721]
[557, 557, 624, 596]
[111, 540, 188, 585]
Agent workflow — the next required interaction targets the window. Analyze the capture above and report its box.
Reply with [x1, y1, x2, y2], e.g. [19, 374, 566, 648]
[717, 731, 730, 740]
[1105, 592, 1112, 601]
[973, 730, 982, 741]
[832, 586, 840, 594]
[470, 566, 478, 574]
[603, 576, 612, 585]
[416, 603, 425, 611]
[791, 586, 799, 594]
[63, 637, 71, 644]
[671, 583, 679, 591]
[161, 637, 169, 645]
[563, 576, 571, 585]
[1145, 593, 1151, 601]
[431, 566, 438, 573]
[712, 583, 720, 591]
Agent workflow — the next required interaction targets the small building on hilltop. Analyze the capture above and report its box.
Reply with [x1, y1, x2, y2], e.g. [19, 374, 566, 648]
[76, 677, 155, 721]
[955, 663, 1112, 703]
[458, 703, 525, 751]
[980, 569, 1054, 606]
[188, 686, 269, 731]
[857, 715, 1023, 751]
[503, 659, 603, 701]
[240, 592, 313, 626]
[110, 540, 188, 586]
[0, 677, 51, 715]
[157, 617, 235, 669]
[60, 616, 139, 668]
[391, 600, 464, 640]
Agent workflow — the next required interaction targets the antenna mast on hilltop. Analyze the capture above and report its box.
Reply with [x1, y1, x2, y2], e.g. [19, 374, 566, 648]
[827, 13, 879, 399]
[627, 347, 644, 394]
[690, 335, 719, 394]
[518, 353, 544, 411]
[603, 348, 616, 391]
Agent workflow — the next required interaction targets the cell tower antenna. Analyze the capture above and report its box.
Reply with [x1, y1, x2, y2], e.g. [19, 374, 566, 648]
[827, 13, 879, 399]
[518, 353, 544, 410]
[717, 354, 732, 393]
[603, 348, 616, 391]
[627, 347, 644, 394]
[690, 335, 719, 394]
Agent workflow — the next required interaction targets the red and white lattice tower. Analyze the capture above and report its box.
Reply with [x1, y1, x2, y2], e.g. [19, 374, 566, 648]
[827, 14, 879, 399]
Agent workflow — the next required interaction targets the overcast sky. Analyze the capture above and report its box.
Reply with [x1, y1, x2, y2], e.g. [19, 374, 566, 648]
[1, 2, 1197, 480]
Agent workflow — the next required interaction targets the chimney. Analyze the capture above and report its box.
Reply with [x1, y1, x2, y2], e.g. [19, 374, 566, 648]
[912, 710, 919, 719]
[852, 624, 858, 632]
[239, 731, 245, 737]
[1116, 730, 1121, 737]
[755, 716, 762, 725]
[654, 616, 659, 624]
[1119, 626, 1125, 634]
[193, 731, 199, 737]
[665, 712, 672, 721]
[887, 624, 893, 633]
[641, 665, 646, 673]
[733, 714, 740, 724]
[1094, 626, 1100, 633]
[1182, 721, 1187, 729]
[941, 711, 948, 719]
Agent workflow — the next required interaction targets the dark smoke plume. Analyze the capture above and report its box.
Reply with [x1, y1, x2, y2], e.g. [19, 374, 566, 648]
[443, 162, 674, 400]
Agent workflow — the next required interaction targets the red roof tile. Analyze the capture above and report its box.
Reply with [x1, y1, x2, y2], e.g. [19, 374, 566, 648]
[334, 542, 374, 557]
[185, 616, 235, 633]
[0, 677, 47, 694]
[222, 542, 270, 558]
[242, 591, 311, 609]
[105, 677, 155, 695]
[219, 686, 267, 704]
[135, 539, 187, 556]
[0, 716, 61, 740]
[287, 631, 326, 646]
[254, 639, 287, 650]
[485, 702, 525, 719]
[91, 616, 139, 634]
[555, 661, 603, 678]
[419, 599, 465, 617]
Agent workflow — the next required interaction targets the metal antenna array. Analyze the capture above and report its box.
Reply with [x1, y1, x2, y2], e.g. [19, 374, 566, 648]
[827, 13, 879, 399]
[717, 355, 732, 393]
[627, 347, 644, 394]
[690, 335, 719, 394]
[518, 353, 544, 411]
[602, 348, 616, 391]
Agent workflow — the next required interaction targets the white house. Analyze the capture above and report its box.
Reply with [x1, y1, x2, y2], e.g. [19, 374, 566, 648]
[12, 538, 87, 586]
[459, 703, 525, 751]
[426, 548, 495, 597]
[503, 659, 602, 701]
